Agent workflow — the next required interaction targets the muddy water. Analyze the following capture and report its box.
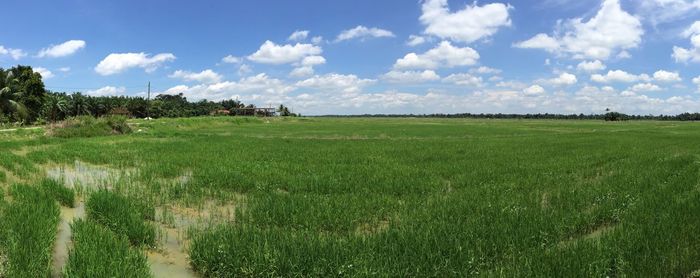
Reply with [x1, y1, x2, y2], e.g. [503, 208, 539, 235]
[51, 202, 85, 278]
[148, 228, 198, 278]
[45, 160, 125, 190]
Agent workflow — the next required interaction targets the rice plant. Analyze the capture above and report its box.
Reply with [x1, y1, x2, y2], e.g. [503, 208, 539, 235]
[85, 190, 156, 247]
[63, 219, 151, 277]
[40, 178, 75, 207]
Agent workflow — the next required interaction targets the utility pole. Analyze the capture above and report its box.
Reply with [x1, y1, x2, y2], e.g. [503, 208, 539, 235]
[146, 81, 151, 119]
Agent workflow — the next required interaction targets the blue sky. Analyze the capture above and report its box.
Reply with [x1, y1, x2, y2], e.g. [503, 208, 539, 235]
[2, 0, 700, 115]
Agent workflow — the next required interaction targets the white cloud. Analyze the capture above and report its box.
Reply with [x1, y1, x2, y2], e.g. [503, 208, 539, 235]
[86, 86, 126, 97]
[523, 85, 545, 95]
[238, 64, 252, 75]
[37, 40, 86, 58]
[394, 41, 479, 70]
[381, 70, 441, 84]
[653, 70, 682, 82]
[630, 83, 662, 92]
[290, 67, 315, 78]
[443, 73, 483, 86]
[95, 52, 176, 75]
[335, 25, 395, 42]
[672, 21, 700, 63]
[515, 0, 643, 60]
[288, 30, 310, 41]
[58, 67, 71, 72]
[33, 67, 54, 79]
[162, 85, 189, 95]
[169, 69, 223, 84]
[301, 55, 326, 66]
[591, 70, 651, 83]
[470, 66, 502, 74]
[406, 35, 427, 46]
[312, 36, 323, 44]
[247, 41, 322, 64]
[637, 0, 700, 26]
[296, 73, 376, 93]
[577, 60, 606, 72]
[168, 73, 295, 102]
[0, 45, 26, 60]
[548, 72, 578, 86]
[420, 0, 511, 43]
[222, 55, 241, 64]
[693, 76, 700, 91]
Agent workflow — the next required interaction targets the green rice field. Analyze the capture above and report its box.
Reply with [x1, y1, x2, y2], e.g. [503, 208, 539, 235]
[1, 117, 700, 277]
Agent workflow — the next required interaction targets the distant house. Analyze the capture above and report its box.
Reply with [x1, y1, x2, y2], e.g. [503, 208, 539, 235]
[211, 109, 231, 116]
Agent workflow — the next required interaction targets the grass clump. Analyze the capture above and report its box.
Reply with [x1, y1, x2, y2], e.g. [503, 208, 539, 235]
[85, 190, 156, 247]
[63, 219, 151, 277]
[0, 184, 60, 277]
[40, 178, 75, 207]
[50, 115, 132, 138]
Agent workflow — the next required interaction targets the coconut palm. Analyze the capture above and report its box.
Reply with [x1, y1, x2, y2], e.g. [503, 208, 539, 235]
[0, 71, 29, 121]
[43, 94, 68, 122]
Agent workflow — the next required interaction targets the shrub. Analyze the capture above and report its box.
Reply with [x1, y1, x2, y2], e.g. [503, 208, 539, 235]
[49, 115, 132, 138]
[0, 185, 60, 277]
[63, 219, 151, 277]
[85, 190, 156, 247]
[40, 178, 75, 207]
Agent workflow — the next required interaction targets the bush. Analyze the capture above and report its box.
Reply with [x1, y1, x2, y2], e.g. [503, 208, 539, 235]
[63, 219, 151, 277]
[50, 115, 132, 138]
[40, 178, 75, 207]
[85, 190, 156, 247]
[0, 185, 60, 277]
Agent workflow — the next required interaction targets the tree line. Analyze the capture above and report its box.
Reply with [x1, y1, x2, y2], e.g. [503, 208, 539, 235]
[1, 65, 297, 125]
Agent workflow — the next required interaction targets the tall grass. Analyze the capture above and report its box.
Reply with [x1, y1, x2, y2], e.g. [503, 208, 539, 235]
[50, 115, 132, 138]
[85, 190, 156, 247]
[40, 178, 75, 207]
[63, 219, 151, 277]
[0, 184, 60, 277]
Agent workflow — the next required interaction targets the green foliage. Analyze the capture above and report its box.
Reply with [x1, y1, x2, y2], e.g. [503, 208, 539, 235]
[63, 219, 151, 278]
[40, 178, 75, 207]
[85, 190, 156, 247]
[0, 184, 60, 277]
[50, 115, 132, 138]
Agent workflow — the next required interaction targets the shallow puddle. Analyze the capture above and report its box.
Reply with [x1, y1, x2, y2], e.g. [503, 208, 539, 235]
[45, 161, 128, 190]
[148, 228, 198, 278]
[51, 202, 86, 278]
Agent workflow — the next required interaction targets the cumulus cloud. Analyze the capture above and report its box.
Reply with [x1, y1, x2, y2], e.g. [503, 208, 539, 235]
[672, 21, 700, 63]
[393, 41, 479, 70]
[693, 76, 700, 91]
[290, 56, 327, 78]
[470, 66, 501, 75]
[577, 60, 606, 72]
[548, 72, 578, 86]
[290, 67, 315, 78]
[381, 70, 440, 84]
[33, 67, 54, 79]
[523, 85, 545, 96]
[591, 70, 651, 83]
[0, 45, 26, 60]
[166, 73, 295, 102]
[335, 26, 395, 42]
[406, 35, 427, 46]
[221, 55, 241, 64]
[95, 52, 176, 75]
[630, 83, 662, 92]
[58, 67, 71, 72]
[169, 69, 223, 84]
[297, 73, 376, 93]
[515, 0, 643, 60]
[653, 70, 682, 82]
[637, 0, 700, 26]
[37, 40, 86, 58]
[442, 73, 483, 86]
[288, 30, 310, 41]
[248, 41, 322, 64]
[420, 0, 511, 43]
[86, 86, 126, 97]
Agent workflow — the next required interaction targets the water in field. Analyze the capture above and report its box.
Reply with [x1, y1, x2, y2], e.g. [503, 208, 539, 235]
[51, 202, 85, 278]
[45, 160, 126, 190]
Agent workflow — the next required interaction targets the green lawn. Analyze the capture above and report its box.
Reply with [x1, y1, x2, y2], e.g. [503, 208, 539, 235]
[1, 117, 700, 277]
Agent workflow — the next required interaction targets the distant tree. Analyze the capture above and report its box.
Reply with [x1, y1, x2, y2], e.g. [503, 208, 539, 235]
[42, 93, 68, 122]
[0, 70, 29, 122]
[68, 93, 91, 116]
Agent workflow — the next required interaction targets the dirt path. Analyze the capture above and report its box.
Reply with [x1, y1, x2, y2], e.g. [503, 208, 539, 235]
[0, 126, 42, 133]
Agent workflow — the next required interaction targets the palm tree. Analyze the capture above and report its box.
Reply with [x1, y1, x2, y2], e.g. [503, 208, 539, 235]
[0, 71, 29, 122]
[43, 94, 68, 122]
